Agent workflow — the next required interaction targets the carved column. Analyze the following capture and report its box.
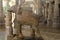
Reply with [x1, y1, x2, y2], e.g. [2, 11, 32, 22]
[39, 0, 43, 17]
[44, 3, 49, 23]
[7, 12, 13, 40]
[35, 0, 43, 22]
[15, 0, 19, 5]
[53, 0, 59, 28]
[19, 0, 25, 5]
[0, 0, 5, 28]
[47, 2, 53, 26]
[5, 0, 13, 40]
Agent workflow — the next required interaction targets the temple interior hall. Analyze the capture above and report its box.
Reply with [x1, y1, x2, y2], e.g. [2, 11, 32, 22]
[0, 0, 60, 40]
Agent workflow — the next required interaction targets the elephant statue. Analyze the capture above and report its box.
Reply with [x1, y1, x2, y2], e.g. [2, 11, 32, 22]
[7, 4, 43, 40]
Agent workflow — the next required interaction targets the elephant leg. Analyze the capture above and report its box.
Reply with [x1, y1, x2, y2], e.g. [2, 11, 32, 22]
[31, 25, 35, 37]
[35, 26, 43, 40]
[19, 24, 24, 40]
[35, 26, 40, 38]
[32, 25, 40, 37]
[14, 21, 21, 40]
[14, 21, 20, 35]
[32, 25, 43, 40]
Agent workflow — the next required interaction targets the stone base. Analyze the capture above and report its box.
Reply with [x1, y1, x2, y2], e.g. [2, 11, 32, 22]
[7, 36, 44, 40]
[23, 36, 44, 40]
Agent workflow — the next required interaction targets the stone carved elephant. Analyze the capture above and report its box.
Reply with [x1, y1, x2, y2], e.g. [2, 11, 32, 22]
[8, 5, 43, 40]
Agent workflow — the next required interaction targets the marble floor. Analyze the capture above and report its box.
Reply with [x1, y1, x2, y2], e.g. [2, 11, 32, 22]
[0, 29, 6, 40]
[0, 27, 60, 40]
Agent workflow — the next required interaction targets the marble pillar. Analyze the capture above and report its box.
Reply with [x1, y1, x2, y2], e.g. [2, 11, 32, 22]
[38, 0, 43, 18]
[45, 3, 49, 23]
[53, 0, 59, 28]
[35, 0, 43, 22]
[6, 0, 13, 35]
[5, 0, 13, 40]
[0, 0, 5, 28]
[15, 0, 19, 5]
[20, 0, 25, 5]
[47, 2, 53, 26]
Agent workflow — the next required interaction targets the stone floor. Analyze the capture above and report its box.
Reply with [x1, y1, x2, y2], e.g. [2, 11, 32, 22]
[0, 27, 60, 40]
[40, 30, 60, 40]
[0, 29, 6, 40]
